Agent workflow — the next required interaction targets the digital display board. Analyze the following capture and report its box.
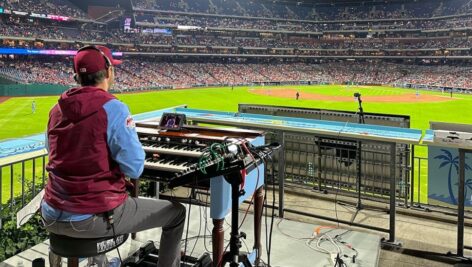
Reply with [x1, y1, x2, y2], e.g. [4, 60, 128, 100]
[142, 28, 172, 35]
[0, 48, 123, 56]
[12, 10, 28, 16]
[47, 14, 70, 21]
[124, 17, 132, 31]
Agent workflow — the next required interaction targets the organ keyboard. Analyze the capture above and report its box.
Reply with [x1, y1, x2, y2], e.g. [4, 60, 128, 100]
[135, 120, 271, 267]
[136, 122, 265, 188]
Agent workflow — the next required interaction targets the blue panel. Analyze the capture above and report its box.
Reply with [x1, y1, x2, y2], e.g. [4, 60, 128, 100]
[252, 136, 264, 146]
[0, 134, 45, 159]
[210, 135, 265, 219]
[0, 106, 178, 158]
[423, 130, 434, 142]
[428, 146, 472, 207]
[132, 107, 177, 121]
[246, 250, 257, 265]
[175, 108, 423, 142]
[1, 106, 424, 158]
[210, 163, 265, 219]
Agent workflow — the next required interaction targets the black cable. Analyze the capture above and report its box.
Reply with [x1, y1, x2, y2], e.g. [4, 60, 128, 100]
[334, 159, 341, 228]
[250, 146, 275, 267]
[183, 189, 193, 259]
[213, 139, 276, 266]
[216, 141, 259, 266]
[264, 175, 270, 266]
[333, 111, 359, 228]
[245, 144, 275, 266]
[183, 235, 213, 242]
[190, 192, 203, 257]
[241, 237, 250, 253]
[20, 211, 41, 227]
[237, 142, 261, 230]
[268, 155, 276, 267]
[217, 242, 231, 267]
[110, 222, 123, 266]
[212, 141, 263, 266]
[202, 192, 211, 253]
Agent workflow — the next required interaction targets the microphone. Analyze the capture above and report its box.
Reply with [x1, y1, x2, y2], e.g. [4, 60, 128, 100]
[249, 143, 281, 156]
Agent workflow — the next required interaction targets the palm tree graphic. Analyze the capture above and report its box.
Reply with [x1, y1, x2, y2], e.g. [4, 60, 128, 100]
[435, 149, 471, 205]
[463, 179, 472, 204]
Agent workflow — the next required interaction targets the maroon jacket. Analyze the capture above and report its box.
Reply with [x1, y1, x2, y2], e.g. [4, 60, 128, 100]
[44, 87, 128, 214]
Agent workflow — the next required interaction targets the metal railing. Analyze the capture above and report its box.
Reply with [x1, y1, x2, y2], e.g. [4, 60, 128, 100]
[0, 152, 48, 216]
[0, 135, 468, 243]
[265, 131, 409, 203]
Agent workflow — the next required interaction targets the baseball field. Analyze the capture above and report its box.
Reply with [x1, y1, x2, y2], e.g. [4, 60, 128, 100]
[1, 84, 471, 141]
[1, 84, 472, 204]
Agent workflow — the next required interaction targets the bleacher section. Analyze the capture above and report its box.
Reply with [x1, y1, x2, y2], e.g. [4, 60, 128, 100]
[1, 0, 472, 91]
[0, 58, 471, 91]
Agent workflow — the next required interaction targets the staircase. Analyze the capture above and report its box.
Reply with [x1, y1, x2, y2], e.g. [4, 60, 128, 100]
[235, 1, 248, 16]
[308, 7, 320, 20]
[285, 6, 297, 19]
[208, 0, 219, 14]
[95, 9, 125, 24]
[260, 3, 273, 17]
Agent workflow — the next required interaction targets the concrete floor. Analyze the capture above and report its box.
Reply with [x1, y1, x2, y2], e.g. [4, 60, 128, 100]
[272, 186, 472, 267]
[1, 201, 382, 267]
[1, 186, 472, 267]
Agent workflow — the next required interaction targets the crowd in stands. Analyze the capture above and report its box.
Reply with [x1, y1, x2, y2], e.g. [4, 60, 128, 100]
[395, 65, 472, 89]
[2, 0, 472, 57]
[136, 12, 472, 32]
[3, 16, 472, 53]
[1, 0, 472, 91]
[1, 58, 471, 90]
[0, 59, 73, 85]
[133, 0, 472, 20]
[0, 16, 109, 41]
[0, 0, 87, 18]
[1, 0, 472, 27]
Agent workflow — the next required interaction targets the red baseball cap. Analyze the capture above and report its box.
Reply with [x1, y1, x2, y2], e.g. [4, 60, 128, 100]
[73, 45, 122, 75]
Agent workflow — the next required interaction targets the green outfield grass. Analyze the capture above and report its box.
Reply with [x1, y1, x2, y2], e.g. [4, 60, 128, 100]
[1, 85, 471, 141]
[1, 84, 472, 204]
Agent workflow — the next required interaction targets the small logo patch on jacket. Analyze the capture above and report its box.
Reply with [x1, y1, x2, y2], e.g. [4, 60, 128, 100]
[126, 115, 135, 129]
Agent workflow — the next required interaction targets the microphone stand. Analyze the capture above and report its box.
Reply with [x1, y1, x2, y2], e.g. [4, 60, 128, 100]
[221, 143, 280, 267]
[353, 93, 365, 221]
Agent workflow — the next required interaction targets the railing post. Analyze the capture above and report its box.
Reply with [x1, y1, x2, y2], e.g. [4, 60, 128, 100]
[410, 145, 415, 207]
[317, 136, 322, 192]
[388, 142, 396, 243]
[0, 166, 2, 214]
[32, 157, 36, 196]
[457, 149, 467, 257]
[356, 140, 362, 209]
[21, 161, 25, 207]
[10, 164, 14, 208]
[278, 131, 285, 218]
[402, 147, 409, 208]
[417, 158, 422, 207]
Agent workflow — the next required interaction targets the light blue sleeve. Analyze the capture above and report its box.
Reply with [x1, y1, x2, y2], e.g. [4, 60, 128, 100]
[103, 99, 145, 179]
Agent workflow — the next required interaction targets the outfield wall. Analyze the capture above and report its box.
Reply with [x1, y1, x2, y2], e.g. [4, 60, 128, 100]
[0, 76, 15, 85]
[1, 81, 471, 97]
[0, 83, 69, 96]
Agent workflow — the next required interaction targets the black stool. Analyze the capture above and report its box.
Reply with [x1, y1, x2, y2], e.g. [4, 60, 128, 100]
[49, 233, 129, 267]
